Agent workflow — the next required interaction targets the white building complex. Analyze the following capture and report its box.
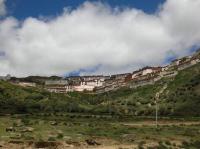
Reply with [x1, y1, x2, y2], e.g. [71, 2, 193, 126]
[45, 78, 105, 93]
[73, 79, 104, 92]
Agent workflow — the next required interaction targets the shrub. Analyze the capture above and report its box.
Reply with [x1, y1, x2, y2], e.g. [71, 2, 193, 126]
[182, 140, 190, 147]
[24, 135, 34, 140]
[57, 133, 63, 139]
[21, 118, 30, 125]
[165, 140, 171, 146]
[48, 136, 56, 141]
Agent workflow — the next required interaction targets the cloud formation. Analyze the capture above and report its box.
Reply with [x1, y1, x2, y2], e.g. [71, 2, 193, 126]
[0, 0, 200, 77]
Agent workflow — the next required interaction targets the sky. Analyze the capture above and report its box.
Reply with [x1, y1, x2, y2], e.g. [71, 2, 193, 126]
[0, 0, 200, 77]
[5, 0, 165, 19]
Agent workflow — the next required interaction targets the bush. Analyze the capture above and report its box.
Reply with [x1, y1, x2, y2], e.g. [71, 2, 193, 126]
[21, 118, 30, 125]
[23, 135, 34, 140]
[48, 136, 56, 141]
[57, 133, 63, 139]
[165, 140, 171, 146]
[182, 140, 190, 147]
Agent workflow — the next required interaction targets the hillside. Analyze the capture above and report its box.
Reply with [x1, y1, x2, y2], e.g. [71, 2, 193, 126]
[106, 62, 200, 117]
[0, 62, 200, 117]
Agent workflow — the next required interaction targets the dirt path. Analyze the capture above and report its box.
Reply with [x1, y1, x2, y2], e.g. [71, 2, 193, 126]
[0, 141, 138, 149]
[121, 120, 200, 127]
[87, 144, 138, 149]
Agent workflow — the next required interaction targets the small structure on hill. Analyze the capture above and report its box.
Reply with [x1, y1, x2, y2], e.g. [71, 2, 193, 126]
[18, 82, 36, 87]
[132, 67, 161, 79]
[73, 79, 104, 92]
[0, 74, 11, 81]
[45, 80, 73, 93]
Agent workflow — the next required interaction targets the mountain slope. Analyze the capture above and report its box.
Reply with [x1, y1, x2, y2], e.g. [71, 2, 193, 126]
[0, 63, 200, 116]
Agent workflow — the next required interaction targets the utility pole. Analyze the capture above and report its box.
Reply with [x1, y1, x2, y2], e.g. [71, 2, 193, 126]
[155, 92, 159, 128]
[107, 92, 111, 115]
[155, 100, 158, 128]
[155, 84, 167, 128]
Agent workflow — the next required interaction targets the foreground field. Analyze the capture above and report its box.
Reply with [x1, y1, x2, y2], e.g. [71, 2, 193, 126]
[0, 115, 200, 149]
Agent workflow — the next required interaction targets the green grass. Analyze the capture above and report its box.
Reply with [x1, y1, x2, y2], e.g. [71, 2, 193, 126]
[1, 115, 200, 146]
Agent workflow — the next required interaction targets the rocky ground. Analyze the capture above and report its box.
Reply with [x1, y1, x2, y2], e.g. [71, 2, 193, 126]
[0, 136, 186, 149]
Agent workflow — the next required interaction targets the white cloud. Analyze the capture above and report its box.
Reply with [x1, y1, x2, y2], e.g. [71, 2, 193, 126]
[0, 0, 6, 16]
[0, 0, 200, 77]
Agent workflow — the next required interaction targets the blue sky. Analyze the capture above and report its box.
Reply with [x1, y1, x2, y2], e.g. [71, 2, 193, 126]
[66, 64, 102, 76]
[6, 0, 165, 19]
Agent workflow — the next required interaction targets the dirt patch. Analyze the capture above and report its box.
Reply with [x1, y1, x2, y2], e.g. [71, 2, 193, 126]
[87, 144, 138, 149]
[85, 139, 101, 146]
[122, 120, 200, 127]
[34, 141, 61, 148]
[65, 140, 82, 147]
[8, 140, 24, 144]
